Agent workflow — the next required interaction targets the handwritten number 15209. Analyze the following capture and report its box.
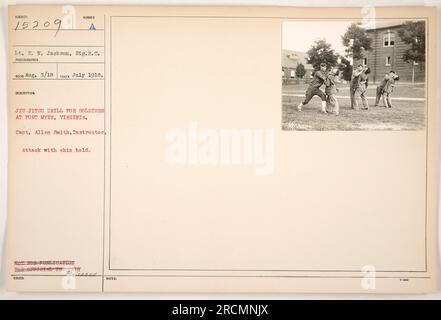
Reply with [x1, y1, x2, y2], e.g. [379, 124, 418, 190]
[14, 19, 62, 37]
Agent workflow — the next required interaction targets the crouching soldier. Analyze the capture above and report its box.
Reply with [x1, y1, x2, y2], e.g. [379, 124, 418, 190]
[375, 70, 399, 108]
[297, 63, 328, 113]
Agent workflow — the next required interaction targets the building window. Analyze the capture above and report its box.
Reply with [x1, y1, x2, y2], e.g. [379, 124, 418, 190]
[383, 31, 395, 47]
[363, 58, 367, 66]
[385, 56, 391, 66]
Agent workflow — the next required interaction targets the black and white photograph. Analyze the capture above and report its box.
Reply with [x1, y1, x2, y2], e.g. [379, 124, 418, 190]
[282, 20, 426, 130]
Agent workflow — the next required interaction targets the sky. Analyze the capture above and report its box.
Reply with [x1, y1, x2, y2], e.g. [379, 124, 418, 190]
[282, 21, 353, 56]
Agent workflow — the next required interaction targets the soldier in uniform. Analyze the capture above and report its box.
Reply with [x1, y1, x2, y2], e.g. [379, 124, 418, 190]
[350, 64, 364, 110]
[324, 68, 340, 115]
[297, 63, 328, 113]
[375, 71, 399, 108]
[354, 67, 370, 110]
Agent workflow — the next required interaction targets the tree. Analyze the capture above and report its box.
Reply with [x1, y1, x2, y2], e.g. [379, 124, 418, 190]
[397, 21, 425, 63]
[341, 23, 372, 60]
[295, 63, 306, 79]
[337, 55, 352, 82]
[306, 39, 339, 70]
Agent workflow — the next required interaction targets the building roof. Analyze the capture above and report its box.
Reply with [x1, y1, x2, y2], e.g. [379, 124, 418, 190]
[282, 49, 313, 69]
[364, 21, 403, 31]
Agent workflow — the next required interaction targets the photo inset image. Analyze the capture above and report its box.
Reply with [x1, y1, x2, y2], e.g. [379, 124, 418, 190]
[282, 20, 426, 131]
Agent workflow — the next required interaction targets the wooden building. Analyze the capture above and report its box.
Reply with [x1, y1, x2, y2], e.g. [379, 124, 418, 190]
[356, 22, 425, 83]
[282, 50, 314, 84]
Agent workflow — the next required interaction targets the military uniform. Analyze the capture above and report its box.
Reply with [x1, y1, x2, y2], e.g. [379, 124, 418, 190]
[324, 74, 339, 115]
[354, 71, 369, 110]
[350, 70, 362, 109]
[382, 77, 397, 108]
[375, 75, 389, 106]
[301, 70, 327, 105]
[375, 75, 396, 108]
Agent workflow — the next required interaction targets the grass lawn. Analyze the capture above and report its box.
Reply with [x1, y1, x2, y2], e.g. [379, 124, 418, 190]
[283, 82, 426, 99]
[282, 83, 426, 131]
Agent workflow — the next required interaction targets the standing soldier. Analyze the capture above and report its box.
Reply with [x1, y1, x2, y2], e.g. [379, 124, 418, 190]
[350, 64, 364, 109]
[297, 63, 328, 113]
[324, 68, 340, 115]
[354, 66, 370, 110]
